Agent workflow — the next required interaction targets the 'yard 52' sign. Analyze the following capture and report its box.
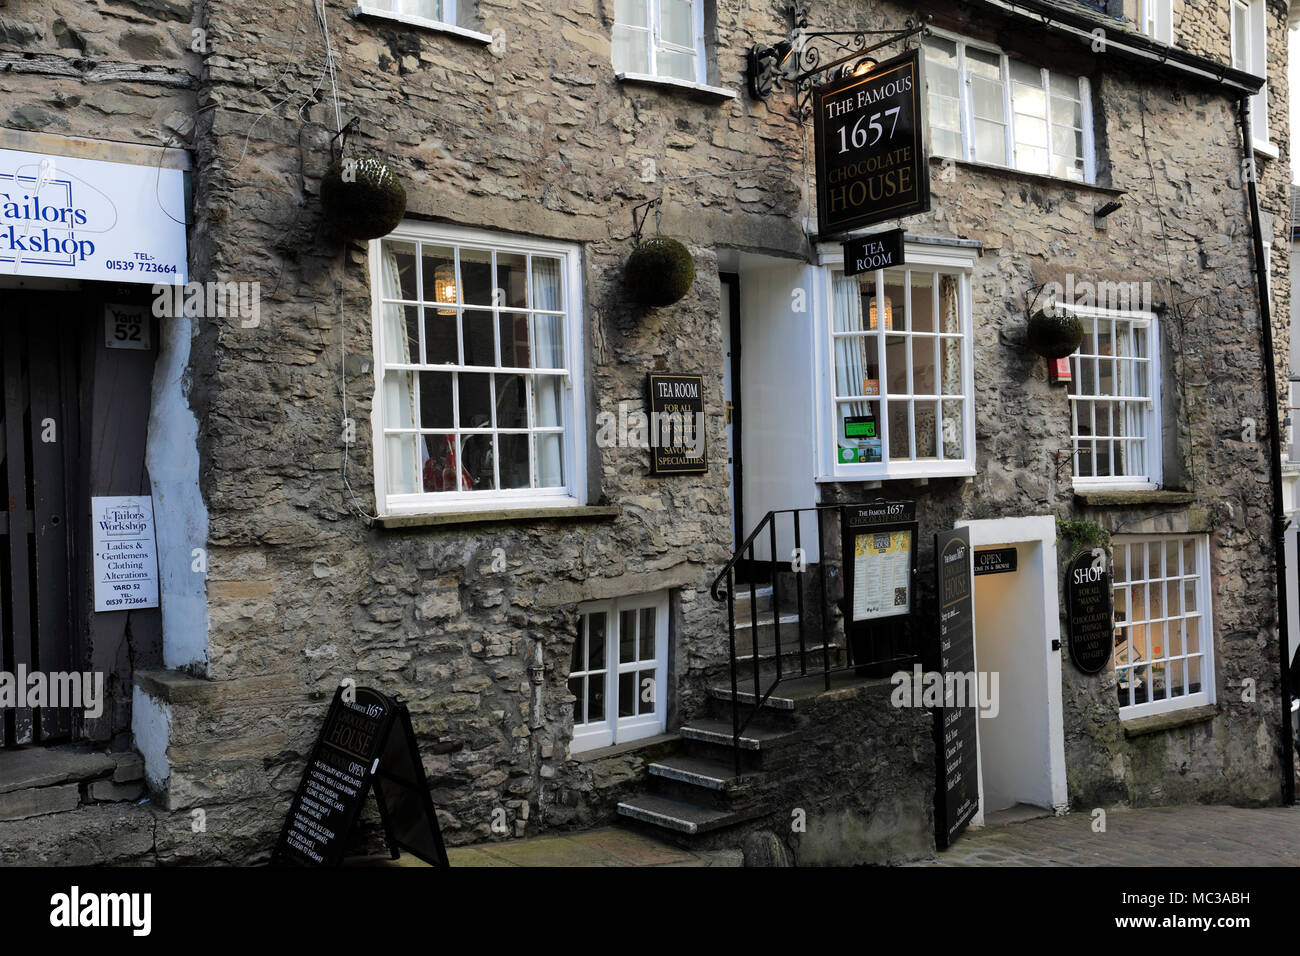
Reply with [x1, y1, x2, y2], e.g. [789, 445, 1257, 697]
[813, 48, 931, 237]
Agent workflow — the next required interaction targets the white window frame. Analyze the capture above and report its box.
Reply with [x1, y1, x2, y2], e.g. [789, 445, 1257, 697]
[1112, 535, 1216, 720]
[1231, 0, 1273, 156]
[924, 29, 1096, 185]
[613, 0, 708, 86]
[1067, 304, 1162, 491]
[1139, 0, 1175, 45]
[368, 222, 588, 516]
[569, 591, 670, 754]
[813, 240, 979, 482]
[351, 1, 493, 45]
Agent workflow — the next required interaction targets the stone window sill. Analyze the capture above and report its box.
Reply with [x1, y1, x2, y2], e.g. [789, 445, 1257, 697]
[615, 72, 737, 101]
[374, 504, 619, 530]
[1254, 140, 1279, 161]
[928, 156, 1125, 197]
[570, 732, 679, 763]
[1073, 489, 1196, 507]
[350, 6, 493, 44]
[1121, 703, 1218, 738]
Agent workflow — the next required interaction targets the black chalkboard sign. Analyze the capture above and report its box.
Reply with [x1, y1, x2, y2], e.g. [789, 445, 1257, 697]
[933, 527, 979, 850]
[647, 373, 707, 475]
[843, 228, 905, 277]
[274, 685, 449, 867]
[1066, 550, 1114, 674]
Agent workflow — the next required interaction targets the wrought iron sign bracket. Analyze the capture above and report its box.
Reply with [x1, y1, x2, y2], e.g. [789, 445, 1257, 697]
[748, 3, 932, 122]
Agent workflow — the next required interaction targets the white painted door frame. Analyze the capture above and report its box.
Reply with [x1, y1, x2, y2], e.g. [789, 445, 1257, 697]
[956, 515, 1069, 823]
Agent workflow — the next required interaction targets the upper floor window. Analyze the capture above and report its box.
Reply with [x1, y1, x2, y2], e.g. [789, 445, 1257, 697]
[1139, 0, 1174, 44]
[613, 0, 706, 84]
[1112, 535, 1216, 719]
[1231, 0, 1272, 153]
[816, 242, 978, 482]
[1067, 306, 1162, 490]
[352, 0, 492, 42]
[369, 223, 587, 515]
[924, 34, 1095, 184]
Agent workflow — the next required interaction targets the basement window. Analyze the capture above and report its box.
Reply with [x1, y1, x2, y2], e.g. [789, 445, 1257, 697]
[569, 591, 669, 754]
[1112, 536, 1216, 720]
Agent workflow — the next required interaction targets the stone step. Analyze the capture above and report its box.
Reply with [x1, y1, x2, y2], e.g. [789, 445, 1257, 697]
[731, 584, 773, 617]
[678, 718, 797, 752]
[616, 793, 761, 836]
[647, 754, 745, 791]
[0, 746, 116, 794]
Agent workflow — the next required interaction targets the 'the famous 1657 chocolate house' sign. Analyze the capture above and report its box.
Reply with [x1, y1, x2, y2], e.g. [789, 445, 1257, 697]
[813, 48, 931, 237]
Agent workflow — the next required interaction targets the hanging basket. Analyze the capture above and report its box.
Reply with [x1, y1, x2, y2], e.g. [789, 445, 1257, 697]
[625, 237, 695, 307]
[320, 154, 407, 240]
[1026, 306, 1085, 359]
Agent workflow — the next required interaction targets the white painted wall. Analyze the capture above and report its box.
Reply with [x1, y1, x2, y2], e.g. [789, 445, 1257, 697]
[131, 684, 171, 790]
[737, 257, 820, 561]
[145, 314, 209, 672]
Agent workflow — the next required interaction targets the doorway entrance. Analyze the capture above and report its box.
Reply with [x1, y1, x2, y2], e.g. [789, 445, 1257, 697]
[1, 293, 83, 746]
[957, 515, 1068, 822]
[720, 273, 742, 554]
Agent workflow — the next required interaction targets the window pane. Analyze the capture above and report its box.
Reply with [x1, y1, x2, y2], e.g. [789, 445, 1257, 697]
[1051, 95, 1082, 129]
[462, 310, 495, 367]
[383, 304, 421, 364]
[569, 676, 585, 723]
[534, 314, 564, 369]
[459, 248, 494, 305]
[835, 335, 879, 397]
[499, 313, 530, 368]
[384, 370, 416, 428]
[613, 25, 650, 73]
[941, 399, 964, 459]
[620, 609, 636, 663]
[618, 671, 636, 718]
[424, 307, 458, 364]
[381, 240, 418, 300]
[460, 434, 495, 490]
[386, 434, 419, 494]
[638, 669, 656, 714]
[912, 336, 936, 394]
[661, 0, 694, 48]
[971, 76, 1005, 122]
[973, 119, 1007, 164]
[914, 401, 938, 458]
[588, 676, 605, 722]
[397, 0, 442, 19]
[496, 374, 528, 429]
[458, 372, 492, 427]
[536, 433, 565, 487]
[498, 433, 530, 489]
[421, 245, 457, 307]
[639, 607, 656, 660]
[495, 252, 528, 309]
[589, 613, 606, 669]
[888, 401, 911, 460]
[615, 0, 648, 27]
[657, 48, 696, 81]
[534, 375, 564, 428]
[910, 272, 935, 332]
[418, 371, 453, 428]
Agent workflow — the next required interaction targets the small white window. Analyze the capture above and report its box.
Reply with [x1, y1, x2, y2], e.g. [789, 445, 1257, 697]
[1231, 0, 1271, 153]
[612, 0, 706, 84]
[369, 223, 587, 516]
[923, 33, 1095, 184]
[1112, 535, 1216, 719]
[1067, 306, 1162, 489]
[1139, 0, 1174, 45]
[569, 592, 669, 753]
[816, 242, 978, 482]
[353, 0, 493, 42]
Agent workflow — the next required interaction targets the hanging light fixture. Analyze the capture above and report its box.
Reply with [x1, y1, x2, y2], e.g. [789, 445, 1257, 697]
[868, 294, 893, 330]
[433, 262, 457, 315]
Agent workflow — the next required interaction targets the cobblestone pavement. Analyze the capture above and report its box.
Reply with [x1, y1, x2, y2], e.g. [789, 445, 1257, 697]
[444, 827, 741, 867]
[915, 805, 1300, 866]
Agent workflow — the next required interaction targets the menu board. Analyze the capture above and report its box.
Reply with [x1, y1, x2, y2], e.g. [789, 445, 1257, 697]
[934, 527, 978, 849]
[852, 529, 914, 622]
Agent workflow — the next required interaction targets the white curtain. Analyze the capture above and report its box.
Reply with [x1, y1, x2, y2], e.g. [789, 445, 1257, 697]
[533, 257, 565, 487]
[380, 244, 425, 494]
[1117, 323, 1146, 478]
[832, 274, 867, 423]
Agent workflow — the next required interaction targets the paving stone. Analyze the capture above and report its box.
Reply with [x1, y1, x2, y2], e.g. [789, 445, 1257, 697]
[0, 784, 81, 822]
[0, 748, 115, 794]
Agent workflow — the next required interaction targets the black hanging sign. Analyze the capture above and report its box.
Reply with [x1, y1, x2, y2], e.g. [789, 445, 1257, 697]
[646, 373, 707, 475]
[933, 527, 979, 850]
[844, 499, 916, 527]
[1066, 549, 1114, 674]
[973, 547, 1018, 576]
[274, 684, 449, 867]
[843, 228, 905, 277]
[813, 48, 931, 238]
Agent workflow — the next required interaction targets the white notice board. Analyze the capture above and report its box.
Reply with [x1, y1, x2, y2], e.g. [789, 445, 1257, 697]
[92, 496, 160, 612]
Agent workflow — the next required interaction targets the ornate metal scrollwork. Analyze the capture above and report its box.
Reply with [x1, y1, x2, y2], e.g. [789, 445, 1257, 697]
[748, 5, 931, 121]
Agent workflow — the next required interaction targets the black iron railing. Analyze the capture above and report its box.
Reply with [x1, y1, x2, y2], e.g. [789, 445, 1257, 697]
[709, 505, 917, 772]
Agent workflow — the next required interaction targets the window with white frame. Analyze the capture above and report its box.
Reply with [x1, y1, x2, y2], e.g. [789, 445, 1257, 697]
[369, 224, 586, 515]
[924, 34, 1095, 183]
[1067, 308, 1161, 488]
[818, 245, 977, 481]
[569, 592, 669, 753]
[1231, 0, 1271, 152]
[356, 0, 467, 30]
[612, 0, 706, 84]
[1112, 535, 1215, 718]
[1139, 0, 1174, 44]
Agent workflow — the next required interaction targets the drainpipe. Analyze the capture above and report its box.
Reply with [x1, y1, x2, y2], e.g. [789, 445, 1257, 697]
[1238, 97, 1296, 806]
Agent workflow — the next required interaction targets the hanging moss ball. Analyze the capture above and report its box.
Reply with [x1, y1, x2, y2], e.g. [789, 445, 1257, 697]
[320, 154, 407, 240]
[1026, 307, 1085, 359]
[625, 237, 695, 307]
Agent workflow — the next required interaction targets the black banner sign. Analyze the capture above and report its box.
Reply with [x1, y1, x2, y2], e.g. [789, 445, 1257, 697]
[647, 373, 707, 475]
[844, 499, 916, 527]
[843, 228, 905, 277]
[274, 685, 449, 867]
[813, 48, 931, 237]
[973, 547, 1018, 576]
[1067, 550, 1114, 674]
[934, 527, 978, 850]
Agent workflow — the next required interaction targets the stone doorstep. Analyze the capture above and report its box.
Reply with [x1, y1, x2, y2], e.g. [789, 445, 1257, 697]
[0, 783, 81, 822]
[0, 746, 115, 794]
[0, 747, 150, 822]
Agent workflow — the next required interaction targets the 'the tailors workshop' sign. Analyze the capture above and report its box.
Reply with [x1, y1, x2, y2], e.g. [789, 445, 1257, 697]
[814, 48, 930, 237]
